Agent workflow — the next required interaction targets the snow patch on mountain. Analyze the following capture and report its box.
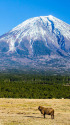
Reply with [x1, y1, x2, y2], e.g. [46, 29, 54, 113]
[0, 15, 70, 58]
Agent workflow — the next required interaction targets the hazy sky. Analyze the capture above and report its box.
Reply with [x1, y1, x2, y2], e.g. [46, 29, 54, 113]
[0, 0, 70, 36]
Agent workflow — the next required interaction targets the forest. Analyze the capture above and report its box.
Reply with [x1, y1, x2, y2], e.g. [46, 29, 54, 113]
[0, 73, 70, 99]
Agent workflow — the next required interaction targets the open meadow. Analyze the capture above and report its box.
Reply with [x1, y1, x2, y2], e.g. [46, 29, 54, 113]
[0, 99, 70, 125]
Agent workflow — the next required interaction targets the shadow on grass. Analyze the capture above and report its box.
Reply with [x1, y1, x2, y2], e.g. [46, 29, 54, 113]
[24, 115, 42, 119]
[24, 115, 53, 119]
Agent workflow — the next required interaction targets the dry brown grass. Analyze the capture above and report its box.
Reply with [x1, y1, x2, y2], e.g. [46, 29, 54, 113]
[0, 98, 70, 125]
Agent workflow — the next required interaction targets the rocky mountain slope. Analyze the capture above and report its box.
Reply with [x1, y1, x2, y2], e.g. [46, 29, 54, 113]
[0, 15, 70, 74]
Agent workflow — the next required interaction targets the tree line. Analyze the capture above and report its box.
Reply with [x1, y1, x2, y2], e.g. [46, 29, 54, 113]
[0, 73, 70, 98]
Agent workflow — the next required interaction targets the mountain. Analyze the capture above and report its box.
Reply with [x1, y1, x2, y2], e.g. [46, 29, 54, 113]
[0, 15, 70, 74]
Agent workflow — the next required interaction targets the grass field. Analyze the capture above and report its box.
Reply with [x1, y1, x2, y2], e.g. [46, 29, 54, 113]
[0, 99, 70, 125]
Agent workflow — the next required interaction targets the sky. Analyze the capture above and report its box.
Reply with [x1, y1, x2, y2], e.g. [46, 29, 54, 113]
[0, 0, 70, 36]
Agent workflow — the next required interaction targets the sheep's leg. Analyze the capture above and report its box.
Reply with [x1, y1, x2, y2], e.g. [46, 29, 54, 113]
[44, 114, 45, 118]
[51, 114, 54, 119]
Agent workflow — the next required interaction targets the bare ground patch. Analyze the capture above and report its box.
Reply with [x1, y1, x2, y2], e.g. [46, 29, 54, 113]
[0, 99, 70, 125]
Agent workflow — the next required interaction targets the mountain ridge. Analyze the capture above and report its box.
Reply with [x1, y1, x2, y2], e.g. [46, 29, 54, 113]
[0, 15, 70, 74]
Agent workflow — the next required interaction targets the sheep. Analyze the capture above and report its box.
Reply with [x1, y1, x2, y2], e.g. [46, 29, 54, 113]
[38, 106, 54, 119]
